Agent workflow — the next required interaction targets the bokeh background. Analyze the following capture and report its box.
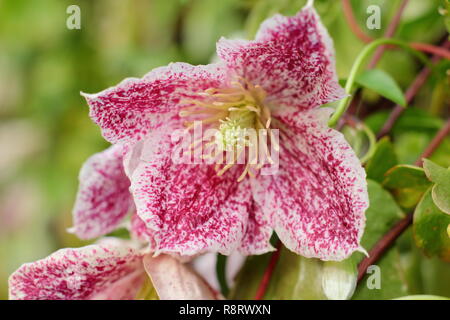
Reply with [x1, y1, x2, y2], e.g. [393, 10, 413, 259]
[0, 0, 448, 299]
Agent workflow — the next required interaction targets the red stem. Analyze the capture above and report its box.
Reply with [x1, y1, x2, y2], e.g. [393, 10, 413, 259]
[367, 0, 410, 68]
[256, 0, 450, 297]
[358, 119, 450, 282]
[342, 0, 450, 60]
[342, 0, 372, 43]
[254, 241, 282, 300]
[377, 40, 450, 139]
[415, 119, 450, 166]
[357, 214, 413, 283]
[411, 42, 450, 60]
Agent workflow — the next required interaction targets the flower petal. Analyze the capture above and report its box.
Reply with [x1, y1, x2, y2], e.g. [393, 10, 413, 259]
[254, 108, 368, 260]
[238, 200, 274, 255]
[83, 62, 227, 144]
[130, 214, 158, 250]
[9, 240, 143, 300]
[143, 254, 219, 300]
[71, 144, 133, 239]
[129, 129, 252, 256]
[216, 5, 345, 113]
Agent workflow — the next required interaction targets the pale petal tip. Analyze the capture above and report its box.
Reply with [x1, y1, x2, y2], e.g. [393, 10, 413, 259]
[356, 246, 369, 257]
[80, 91, 95, 99]
[306, 0, 314, 8]
[66, 226, 76, 234]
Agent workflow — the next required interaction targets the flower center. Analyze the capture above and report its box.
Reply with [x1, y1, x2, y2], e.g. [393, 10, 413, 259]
[179, 78, 276, 181]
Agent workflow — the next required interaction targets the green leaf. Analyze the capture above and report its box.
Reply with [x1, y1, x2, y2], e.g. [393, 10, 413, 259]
[423, 159, 449, 184]
[365, 137, 398, 183]
[421, 256, 450, 297]
[413, 188, 450, 262]
[382, 165, 432, 209]
[216, 254, 229, 296]
[394, 132, 431, 165]
[355, 69, 407, 107]
[353, 249, 410, 300]
[423, 159, 450, 214]
[440, 0, 450, 33]
[353, 180, 411, 300]
[383, 165, 430, 189]
[357, 180, 405, 254]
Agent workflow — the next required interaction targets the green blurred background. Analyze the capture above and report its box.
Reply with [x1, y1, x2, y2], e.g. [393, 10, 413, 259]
[0, 0, 448, 299]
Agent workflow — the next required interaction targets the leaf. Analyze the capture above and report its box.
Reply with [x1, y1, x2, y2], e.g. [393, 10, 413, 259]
[353, 249, 410, 300]
[394, 132, 431, 165]
[365, 108, 444, 138]
[382, 165, 432, 209]
[440, 0, 450, 33]
[365, 137, 398, 183]
[421, 256, 450, 297]
[357, 180, 405, 254]
[353, 180, 411, 300]
[413, 188, 450, 262]
[423, 159, 449, 184]
[355, 69, 407, 107]
[423, 159, 450, 214]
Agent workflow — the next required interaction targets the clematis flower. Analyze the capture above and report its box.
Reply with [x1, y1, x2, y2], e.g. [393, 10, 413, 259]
[8, 238, 218, 300]
[77, 2, 368, 261]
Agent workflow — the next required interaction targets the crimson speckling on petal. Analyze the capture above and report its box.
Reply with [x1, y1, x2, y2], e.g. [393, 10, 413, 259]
[73, 3, 368, 261]
[8, 238, 218, 300]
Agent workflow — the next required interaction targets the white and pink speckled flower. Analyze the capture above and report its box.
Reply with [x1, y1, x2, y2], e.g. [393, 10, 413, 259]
[8, 238, 218, 300]
[75, 3, 368, 261]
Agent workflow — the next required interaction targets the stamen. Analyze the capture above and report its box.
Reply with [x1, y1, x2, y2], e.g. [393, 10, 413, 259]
[178, 78, 275, 182]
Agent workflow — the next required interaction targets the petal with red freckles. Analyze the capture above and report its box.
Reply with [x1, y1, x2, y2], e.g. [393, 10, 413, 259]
[71, 144, 133, 239]
[9, 241, 143, 300]
[132, 161, 251, 256]
[130, 214, 158, 250]
[238, 200, 274, 255]
[143, 254, 219, 300]
[216, 5, 345, 114]
[254, 108, 368, 261]
[83, 62, 227, 144]
[129, 127, 252, 256]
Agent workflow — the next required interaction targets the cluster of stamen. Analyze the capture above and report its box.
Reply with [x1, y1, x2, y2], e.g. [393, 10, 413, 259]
[179, 78, 277, 181]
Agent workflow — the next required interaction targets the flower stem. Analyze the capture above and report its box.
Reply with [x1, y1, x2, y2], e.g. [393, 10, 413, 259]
[328, 38, 430, 127]
[366, 0, 410, 69]
[357, 213, 413, 283]
[342, 0, 450, 60]
[254, 241, 282, 300]
[415, 118, 450, 167]
[376, 40, 449, 139]
[357, 119, 450, 282]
